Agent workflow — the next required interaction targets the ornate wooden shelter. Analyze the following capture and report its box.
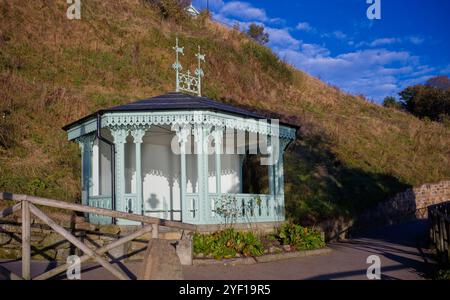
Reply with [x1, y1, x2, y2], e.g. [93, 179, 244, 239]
[63, 40, 297, 226]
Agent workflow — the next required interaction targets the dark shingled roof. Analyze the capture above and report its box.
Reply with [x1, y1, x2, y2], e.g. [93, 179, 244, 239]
[63, 92, 298, 131]
[107, 92, 267, 118]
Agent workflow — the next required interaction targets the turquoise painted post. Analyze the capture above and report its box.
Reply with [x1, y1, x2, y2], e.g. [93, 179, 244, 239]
[194, 124, 211, 224]
[277, 138, 289, 221]
[272, 137, 280, 219]
[111, 129, 128, 225]
[239, 154, 244, 193]
[175, 125, 190, 223]
[268, 137, 275, 197]
[277, 149, 284, 220]
[79, 135, 94, 207]
[180, 143, 188, 221]
[269, 163, 275, 191]
[194, 125, 204, 224]
[132, 129, 145, 217]
[276, 152, 283, 195]
[214, 128, 223, 198]
[203, 126, 212, 224]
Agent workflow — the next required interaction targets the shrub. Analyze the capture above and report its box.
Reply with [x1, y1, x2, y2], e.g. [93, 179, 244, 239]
[383, 96, 403, 110]
[399, 85, 450, 122]
[246, 23, 269, 45]
[0, 117, 15, 149]
[278, 223, 325, 251]
[436, 268, 450, 280]
[193, 224, 326, 261]
[146, 0, 190, 23]
[193, 228, 264, 260]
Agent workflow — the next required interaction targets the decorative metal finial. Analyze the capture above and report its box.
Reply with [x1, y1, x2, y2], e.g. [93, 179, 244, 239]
[195, 46, 205, 96]
[172, 38, 206, 97]
[173, 37, 184, 93]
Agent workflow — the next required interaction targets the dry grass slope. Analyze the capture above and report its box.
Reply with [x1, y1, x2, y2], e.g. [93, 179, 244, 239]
[0, 0, 449, 223]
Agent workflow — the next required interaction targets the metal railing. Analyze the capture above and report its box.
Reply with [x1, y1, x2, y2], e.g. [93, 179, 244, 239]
[89, 195, 113, 224]
[0, 192, 196, 280]
[184, 193, 285, 224]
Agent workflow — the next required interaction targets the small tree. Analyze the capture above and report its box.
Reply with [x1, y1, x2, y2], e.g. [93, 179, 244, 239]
[382, 96, 403, 110]
[426, 75, 450, 91]
[399, 85, 450, 122]
[246, 23, 269, 45]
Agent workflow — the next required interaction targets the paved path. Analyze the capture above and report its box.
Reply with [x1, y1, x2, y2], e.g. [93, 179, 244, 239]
[0, 220, 437, 280]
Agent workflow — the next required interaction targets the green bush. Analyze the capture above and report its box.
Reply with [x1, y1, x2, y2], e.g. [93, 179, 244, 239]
[436, 268, 450, 280]
[193, 224, 326, 260]
[147, 0, 190, 23]
[193, 228, 264, 260]
[278, 223, 325, 251]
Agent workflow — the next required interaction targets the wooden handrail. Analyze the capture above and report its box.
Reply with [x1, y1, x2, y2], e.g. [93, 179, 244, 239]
[0, 192, 196, 280]
[34, 224, 154, 280]
[0, 192, 196, 231]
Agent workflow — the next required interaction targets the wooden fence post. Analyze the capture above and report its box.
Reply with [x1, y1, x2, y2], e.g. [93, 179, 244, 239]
[446, 219, 450, 263]
[29, 204, 129, 280]
[439, 216, 445, 253]
[152, 224, 159, 239]
[34, 225, 154, 280]
[21, 200, 30, 280]
[435, 212, 440, 248]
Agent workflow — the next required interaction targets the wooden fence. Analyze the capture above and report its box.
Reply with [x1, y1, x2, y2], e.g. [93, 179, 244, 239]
[429, 201, 450, 264]
[0, 192, 196, 280]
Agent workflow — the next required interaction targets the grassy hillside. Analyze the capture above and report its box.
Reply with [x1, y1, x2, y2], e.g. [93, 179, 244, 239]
[1, 0, 449, 224]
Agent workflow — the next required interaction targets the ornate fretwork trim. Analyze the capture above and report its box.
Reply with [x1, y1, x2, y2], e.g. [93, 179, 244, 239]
[111, 128, 129, 144]
[75, 134, 95, 151]
[131, 129, 146, 144]
[103, 112, 296, 140]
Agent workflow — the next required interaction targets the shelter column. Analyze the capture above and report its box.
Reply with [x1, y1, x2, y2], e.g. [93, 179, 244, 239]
[194, 123, 211, 224]
[268, 136, 275, 197]
[276, 138, 290, 220]
[78, 135, 95, 207]
[92, 139, 100, 196]
[175, 125, 191, 223]
[277, 138, 290, 196]
[132, 128, 146, 216]
[213, 127, 224, 198]
[111, 128, 128, 224]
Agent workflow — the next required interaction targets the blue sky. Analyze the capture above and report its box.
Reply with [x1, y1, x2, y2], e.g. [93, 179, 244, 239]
[192, 0, 450, 103]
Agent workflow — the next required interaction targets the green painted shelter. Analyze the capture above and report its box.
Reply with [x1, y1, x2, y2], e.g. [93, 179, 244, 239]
[63, 40, 297, 226]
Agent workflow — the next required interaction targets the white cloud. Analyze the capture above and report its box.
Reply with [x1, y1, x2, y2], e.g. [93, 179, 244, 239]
[356, 36, 426, 48]
[207, 1, 434, 102]
[399, 75, 434, 89]
[193, 0, 224, 11]
[266, 28, 301, 50]
[321, 30, 349, 40]
[296, 22, 312, 32]
[278, 47, 431, 101]
[370, 38, 400, 47]
[407, 36, 425, 45]
[300, 43, 330, 58]
[441, 64, 450, 74]
[219, 1, 269, 22]
[332, 31, 347, 40]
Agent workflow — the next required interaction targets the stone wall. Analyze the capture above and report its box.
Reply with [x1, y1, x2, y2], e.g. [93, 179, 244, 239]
[0, 213, 183, 262]
[357, 180, 450, 228]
